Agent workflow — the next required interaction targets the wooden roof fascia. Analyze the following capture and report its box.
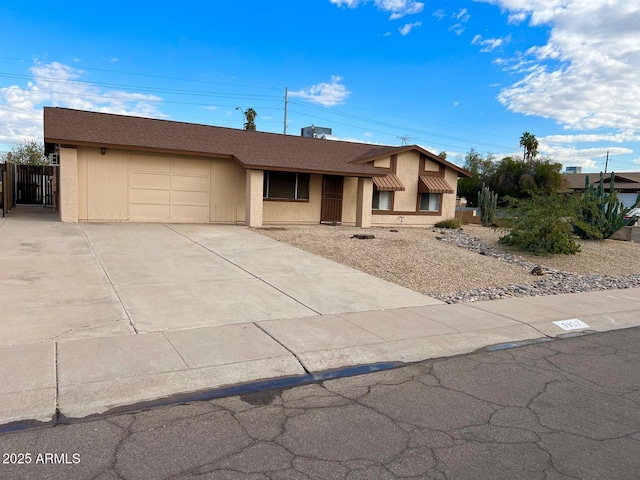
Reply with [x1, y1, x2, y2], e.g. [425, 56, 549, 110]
[241, 163, 385, 177]
[43, 138, 237, 161]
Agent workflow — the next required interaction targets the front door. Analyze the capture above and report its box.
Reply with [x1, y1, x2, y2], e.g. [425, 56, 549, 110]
[321, 175, 343, 223]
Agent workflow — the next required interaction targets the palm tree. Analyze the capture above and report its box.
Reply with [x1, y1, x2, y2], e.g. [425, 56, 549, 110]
[519, 131, 539, 163]
[244, 108, 257, 131]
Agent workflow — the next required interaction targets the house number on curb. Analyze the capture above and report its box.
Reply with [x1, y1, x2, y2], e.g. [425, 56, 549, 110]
[553, 319, 591, 331]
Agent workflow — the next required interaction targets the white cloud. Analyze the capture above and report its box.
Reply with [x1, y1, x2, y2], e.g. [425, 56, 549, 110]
[329, 0, 424, 19]
[472, 34, 512, 52]
[454, 8, 470, 22]
[538, 141, 632, 169]
[399, 21, 421, 35]
[329, 0, 361, 7]
[542, 131, 640, 144]
[0, 61, 166, 147]
[633, 158, 640, 164]
[433, 9, 446, 20]
[453, 101, 459, 107]
[289, 75, 350, 106]
[478, 0, 640, 134]
[507, 12, 527, 24]
[448, 23, 466, 36]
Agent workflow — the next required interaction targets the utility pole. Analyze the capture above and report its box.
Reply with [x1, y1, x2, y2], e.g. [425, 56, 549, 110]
[283, 87, 288, 135]
[604, 150, 609, 173]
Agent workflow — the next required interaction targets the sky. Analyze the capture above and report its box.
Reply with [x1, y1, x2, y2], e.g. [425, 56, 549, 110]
[0, 0, 639, 173]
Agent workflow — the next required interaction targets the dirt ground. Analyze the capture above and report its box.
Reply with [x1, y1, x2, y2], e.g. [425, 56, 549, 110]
[258, 224, 640, 294]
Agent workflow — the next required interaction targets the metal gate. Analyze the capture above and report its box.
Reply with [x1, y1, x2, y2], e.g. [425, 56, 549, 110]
[16, 165, 54, 205]
[320, 175, 344, 223]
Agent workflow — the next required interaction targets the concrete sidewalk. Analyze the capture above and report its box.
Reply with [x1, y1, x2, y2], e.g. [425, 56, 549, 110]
[1, 208, 640, 428]
[2, 288, 639, 426]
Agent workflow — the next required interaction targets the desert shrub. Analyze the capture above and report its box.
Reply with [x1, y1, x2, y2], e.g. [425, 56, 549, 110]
[435, 218, 462, 229]
[499, 194, 580, 255]
[572, 172, 640, 240]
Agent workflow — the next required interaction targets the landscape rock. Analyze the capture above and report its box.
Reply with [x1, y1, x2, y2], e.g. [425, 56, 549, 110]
[432, 228, 640, 304]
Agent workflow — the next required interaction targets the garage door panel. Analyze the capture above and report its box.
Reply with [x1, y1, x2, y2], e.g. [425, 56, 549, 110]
[128, 155, 212, 223]
[171, 190, 209, 206]
[129, 204, 170, 221]
[131, 172, 171, 190]
[172, 159, 210, 176]
[172, 175, 209, 192]
[619, 193, 639, 208]
[130, 188, 171, 205]
[171, 205, 209, 222]
[130, 156, 171, 173]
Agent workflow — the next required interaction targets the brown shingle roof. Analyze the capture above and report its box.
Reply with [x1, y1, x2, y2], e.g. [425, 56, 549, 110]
[43, 108, 404, 176]
[44, 107, 472, 178]
[563, 172, 640, 190]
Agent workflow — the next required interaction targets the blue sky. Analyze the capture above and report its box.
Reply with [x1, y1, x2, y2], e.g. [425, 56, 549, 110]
[1, 0, 639, 173]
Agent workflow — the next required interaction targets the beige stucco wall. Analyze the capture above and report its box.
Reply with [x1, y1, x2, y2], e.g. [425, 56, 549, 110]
[373, 157, 391, 168]
[424, 158, 440, 172]
[369, 151, 461, 227]
[392, 151, 421, 211]
[88, 148, 129, 221]
[263, 174, 322, 225]
[211, 158, 245, 223]
[341, 177, 358, 225]
[246, 169, 264, 227]
[356, 177, 373, 228]
[60, 147, 78, 223]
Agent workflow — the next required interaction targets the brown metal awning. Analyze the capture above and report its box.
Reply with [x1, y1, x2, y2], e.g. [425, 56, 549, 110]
[373, 174, 405, 191]
[419, 176, 454, 194]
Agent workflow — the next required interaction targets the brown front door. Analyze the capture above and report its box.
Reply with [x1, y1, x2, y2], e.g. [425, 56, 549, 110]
[321, 175, 343, 223]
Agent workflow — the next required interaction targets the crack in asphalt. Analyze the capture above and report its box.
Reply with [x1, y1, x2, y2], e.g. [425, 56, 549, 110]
[1, 327, 639, 479]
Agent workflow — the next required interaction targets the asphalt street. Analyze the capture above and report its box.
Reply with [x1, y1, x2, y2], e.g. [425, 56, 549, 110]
[1, 327, 639, 480]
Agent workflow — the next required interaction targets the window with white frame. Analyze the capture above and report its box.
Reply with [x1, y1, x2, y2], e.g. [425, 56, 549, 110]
[263, 171, 310, 200]
[419, 193, 440, 212]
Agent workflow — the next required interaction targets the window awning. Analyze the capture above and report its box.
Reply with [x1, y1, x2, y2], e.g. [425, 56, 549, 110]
[373, 174, 405, 191]
[419, 176, 454, 194]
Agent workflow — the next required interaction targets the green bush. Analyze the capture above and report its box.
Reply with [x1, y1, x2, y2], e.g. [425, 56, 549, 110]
[435, 218, 462, 229]
[499, 194, 581, 255]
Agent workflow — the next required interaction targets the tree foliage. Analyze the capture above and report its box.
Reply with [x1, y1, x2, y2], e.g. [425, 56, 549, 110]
[499, 194, 581, 255]
[6, 139, 48, 166]
[457, 148, 564, 207]
[519, 131, 539, 163]
[244, 108, 257, 131]
[457, 148, 496, 206]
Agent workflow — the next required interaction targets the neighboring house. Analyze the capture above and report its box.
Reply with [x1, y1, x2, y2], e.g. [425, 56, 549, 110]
[563, 172, 640, 208]
[43, 107, 471, 228]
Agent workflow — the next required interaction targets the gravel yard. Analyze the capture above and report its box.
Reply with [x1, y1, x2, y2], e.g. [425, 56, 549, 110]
[257, 224, 640, 303]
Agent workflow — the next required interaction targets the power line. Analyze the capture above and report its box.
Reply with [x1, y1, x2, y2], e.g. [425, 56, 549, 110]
[0, 55, 281, 91]
[0, 72, 282, 101]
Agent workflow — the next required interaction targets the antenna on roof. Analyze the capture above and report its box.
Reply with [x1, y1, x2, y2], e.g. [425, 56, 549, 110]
[397, 135, 417, 146]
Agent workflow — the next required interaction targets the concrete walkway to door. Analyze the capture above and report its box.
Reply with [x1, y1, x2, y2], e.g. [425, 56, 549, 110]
[2, 206, 640, 428]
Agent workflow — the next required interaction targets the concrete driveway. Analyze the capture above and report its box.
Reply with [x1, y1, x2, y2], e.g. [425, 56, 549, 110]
[0, 207, 440, 346]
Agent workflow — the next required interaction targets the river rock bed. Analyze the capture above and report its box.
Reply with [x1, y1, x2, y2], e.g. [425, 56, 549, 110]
[429, 228, 640, 303]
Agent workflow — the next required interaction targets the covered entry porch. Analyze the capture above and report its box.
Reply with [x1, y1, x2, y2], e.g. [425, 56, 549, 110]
[246, 170, 374, 228]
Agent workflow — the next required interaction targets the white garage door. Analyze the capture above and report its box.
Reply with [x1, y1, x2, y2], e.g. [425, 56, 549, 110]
[129, 154, 210, 222]
[618, 193, 639, 208]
